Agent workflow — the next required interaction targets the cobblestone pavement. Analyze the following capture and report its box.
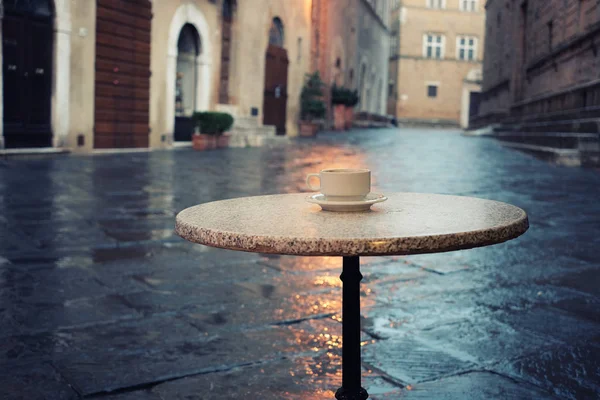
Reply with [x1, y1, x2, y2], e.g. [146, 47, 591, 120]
[0, 128, 599, 399]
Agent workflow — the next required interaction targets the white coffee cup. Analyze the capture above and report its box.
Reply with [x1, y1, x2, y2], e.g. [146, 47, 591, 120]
[306, 168, 371, 201]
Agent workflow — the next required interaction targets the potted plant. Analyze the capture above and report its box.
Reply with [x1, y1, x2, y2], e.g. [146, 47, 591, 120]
[191, 111, 234, 150]
[331, 85, 353, 131]
[344, 90, 359, 130]
[299, 72, 326, 137]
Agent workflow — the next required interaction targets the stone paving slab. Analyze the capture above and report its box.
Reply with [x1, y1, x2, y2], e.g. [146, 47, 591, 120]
[497, 342, 600, 399]
[362, 335, 476, 384]
[121, 354, 394, 400]
[392, 371, 558, 399]
[0, 129, 599, 398]
[418, 317, 556, 365]
[497, 306, 600, 344]
[51, 318, 350, 396]
[5, 294, 140, 336]
[0, 363, 79, 400]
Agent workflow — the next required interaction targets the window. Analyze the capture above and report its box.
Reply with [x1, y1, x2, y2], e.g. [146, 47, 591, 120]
[269, 17, 284, 47]
[548, 20, 554, 51]
[423, 34, 445, 59]
[389, 82, 395, 97]
[456, 35, 478, 61]
[390, 35, 399, 56]
[459, 0, 477, 12]
[427, 84, 438, 98]
[426, 0, 446, 9]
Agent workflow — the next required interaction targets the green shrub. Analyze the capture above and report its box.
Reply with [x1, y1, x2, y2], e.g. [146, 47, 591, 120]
[192, 112, 234, 135]
[300, 72, 326, 120]
[347, 90, 360, 107]
[331, 85, 360, 107]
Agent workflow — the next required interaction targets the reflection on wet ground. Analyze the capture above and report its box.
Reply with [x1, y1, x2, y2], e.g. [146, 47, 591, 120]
[0, 128, 599, 399]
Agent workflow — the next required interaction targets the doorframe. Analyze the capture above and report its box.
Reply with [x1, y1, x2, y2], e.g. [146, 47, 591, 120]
[0, 0, 71, 149]
[166, 3, 212, 143]
[461, 68, 483, 128]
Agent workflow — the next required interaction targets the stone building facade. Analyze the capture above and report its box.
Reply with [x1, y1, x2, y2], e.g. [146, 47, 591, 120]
[0, 0, 393, 151]
[0, 0, 311, 151]
[389, 0, 485, 127]
[150, 0, 312, 146]
[388, 0, 402, 115]
[356, 0, 391, 115]
[311, 0, 390, 126]
[475, 0, 600, 128]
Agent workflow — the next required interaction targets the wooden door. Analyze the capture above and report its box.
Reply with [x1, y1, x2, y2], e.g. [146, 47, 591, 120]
[469, 91, 482, 120]
[262, 45, 288, 135]
[2, 7, 53, 148]
[94, 0, 152, 148]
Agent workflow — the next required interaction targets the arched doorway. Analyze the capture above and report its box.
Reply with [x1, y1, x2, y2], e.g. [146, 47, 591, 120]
[262, 17, 288, 135]
[2, 0, 54, 148]
[166, 4, 212, 144]
[174, 24, 201, 142]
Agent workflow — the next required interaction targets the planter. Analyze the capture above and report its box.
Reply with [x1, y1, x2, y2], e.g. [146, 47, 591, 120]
[192, 133, 217, 151]
[344, 107, 354, 130]
[217, 134, 230, 148]
[333, 104, 346, 131]
[299, 121, 319, 137]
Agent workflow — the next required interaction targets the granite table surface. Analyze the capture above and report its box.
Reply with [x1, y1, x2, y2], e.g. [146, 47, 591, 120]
[175, 193, 529, 257]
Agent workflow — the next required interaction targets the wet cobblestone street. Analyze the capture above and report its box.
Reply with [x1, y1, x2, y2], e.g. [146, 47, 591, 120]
[0, 128, 599, 399]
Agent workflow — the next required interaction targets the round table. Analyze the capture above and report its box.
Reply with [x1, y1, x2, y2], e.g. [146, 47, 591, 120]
[176, 193, 529, 399]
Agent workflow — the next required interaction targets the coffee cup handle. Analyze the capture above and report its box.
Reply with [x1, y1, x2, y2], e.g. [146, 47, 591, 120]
[306, 173, 321, 191]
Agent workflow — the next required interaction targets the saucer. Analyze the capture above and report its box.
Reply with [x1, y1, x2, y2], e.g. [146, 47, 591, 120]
[307, 192, 388, 212]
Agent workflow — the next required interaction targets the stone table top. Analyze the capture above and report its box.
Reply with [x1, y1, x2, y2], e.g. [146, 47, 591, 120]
[175, 193, 529, 257]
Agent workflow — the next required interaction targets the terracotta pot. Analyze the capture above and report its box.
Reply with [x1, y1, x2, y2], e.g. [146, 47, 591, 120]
[299, 121, 319, 137]
[217, 134, 230, 148]
[333, 104, 346, 131]
[192, 134, 216, 151]
[344, 107, 354, 130]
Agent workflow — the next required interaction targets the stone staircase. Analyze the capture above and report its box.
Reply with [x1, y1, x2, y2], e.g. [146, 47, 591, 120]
[215, 104, 287, 148]
[492, 118, 600, 167]
[227, 116, 287, 148]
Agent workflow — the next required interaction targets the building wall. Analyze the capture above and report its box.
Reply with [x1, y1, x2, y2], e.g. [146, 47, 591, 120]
[388, 0, 402, 115]
[149, 0, 221, 148]
[395, 0, 485, 124]
[311, 0, 389, 127]
[355, 0, 390, 115]
[478, 0, 600, 125]
[68, 0, 96, 152]
[327, 0, 359, 89]
[234, 0, 312, 137]
[478, 0, 513, 118]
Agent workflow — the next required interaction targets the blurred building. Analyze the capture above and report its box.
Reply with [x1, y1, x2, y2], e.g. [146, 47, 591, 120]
[387, 0, 401, 116]
[150, 0, 312, 145]
[0, 0, 393, 152]
[388, 0, 485, 127]
[311, 0, 391, 127]
[0, 0, 316, 151]
[475, 0, 600, 137]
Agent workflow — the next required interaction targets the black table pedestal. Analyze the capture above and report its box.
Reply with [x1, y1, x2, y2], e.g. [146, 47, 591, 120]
[335, 256, 369, 400]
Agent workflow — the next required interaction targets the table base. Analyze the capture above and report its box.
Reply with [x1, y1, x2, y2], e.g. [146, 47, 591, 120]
[335, 256, 369, 400]
[335, 387, 369, 400]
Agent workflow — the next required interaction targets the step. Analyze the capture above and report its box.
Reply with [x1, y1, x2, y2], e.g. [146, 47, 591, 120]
[494, 131, 599, 150]
[500, 142, 582, 167]
[233, 116, 261, 129]
[228, 124, 278, 148]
